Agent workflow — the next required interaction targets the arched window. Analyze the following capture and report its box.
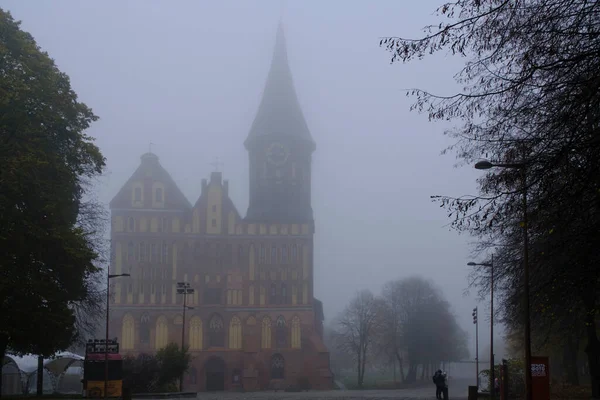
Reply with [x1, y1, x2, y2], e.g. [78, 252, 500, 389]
[260, 244, 265, 263]
[155, 187, 163, 202]
[237, 245, 243, 263]
[248, 285, 255, 305]
[128, 242, 134, 261]
[260, 286, 266, 305]
[270, 246, 277, 264]
[128, 217, 135, 232]
[292, 285, 298, 305]
[215, 244, 222, 266]
[275, 316, 287, 348]
[140, 314, 150, 344]
[302, 283, 308, 304]
[208, 314, 224, 347]
[122, 314, 135, 350]
[281, 283, 287, 304]
[229, 316, 242, 349]
[155, 316, 168, 349]
[161, 241, 168, 264]
[261, 317, 271, 349]
[271, 354, 285, 379]
[270, 283, 277, 304]
[139, 242, 145, 262]
[291, 316, 301, 349]
[134, 187, 142, 202]
[189, 316, 203, 350]
[152, 244, 159, 263]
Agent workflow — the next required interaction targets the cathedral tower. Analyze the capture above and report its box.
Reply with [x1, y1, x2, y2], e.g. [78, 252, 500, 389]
[245, 24, 315, 223]
[108, 23, 332, 392]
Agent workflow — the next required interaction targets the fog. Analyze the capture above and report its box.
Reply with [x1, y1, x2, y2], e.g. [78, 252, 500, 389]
[2, 0, 503, 359]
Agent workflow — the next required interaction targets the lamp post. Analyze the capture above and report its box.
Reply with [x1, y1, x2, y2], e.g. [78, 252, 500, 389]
[176, 282, 195, 392]
[105, 271, 130, 399]
[472, 307, 479, 387]
[468, 254, 494, 399]
[475, 159, 531, 400]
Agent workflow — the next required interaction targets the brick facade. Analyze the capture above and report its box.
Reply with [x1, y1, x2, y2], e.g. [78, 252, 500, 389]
[108, 23, 332, 392]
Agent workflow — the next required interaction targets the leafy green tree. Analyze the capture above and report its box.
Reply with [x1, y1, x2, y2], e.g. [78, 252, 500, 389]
[122, 345, 191, 393]
[123, 354, 161, 393]
[0, 6, 105, 374]
[155, 343, 192, 392]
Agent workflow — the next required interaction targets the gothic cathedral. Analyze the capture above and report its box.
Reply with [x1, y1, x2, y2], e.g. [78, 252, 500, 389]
[108, 24, 332, 391]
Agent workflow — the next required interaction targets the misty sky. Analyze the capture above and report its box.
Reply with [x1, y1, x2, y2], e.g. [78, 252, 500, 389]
[2, 0, 503, 358]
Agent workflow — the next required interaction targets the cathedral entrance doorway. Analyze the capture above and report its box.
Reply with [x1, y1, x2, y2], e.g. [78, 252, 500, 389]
[204, 357, 226, 391]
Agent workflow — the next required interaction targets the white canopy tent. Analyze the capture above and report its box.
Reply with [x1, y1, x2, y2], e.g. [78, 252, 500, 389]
[2, 352, 84, 395]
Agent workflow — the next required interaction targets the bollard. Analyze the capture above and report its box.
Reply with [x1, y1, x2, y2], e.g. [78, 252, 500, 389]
[468, 385, 478, 400]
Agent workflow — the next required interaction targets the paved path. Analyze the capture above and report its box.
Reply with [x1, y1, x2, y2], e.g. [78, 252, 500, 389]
[193, 380, 470, 400]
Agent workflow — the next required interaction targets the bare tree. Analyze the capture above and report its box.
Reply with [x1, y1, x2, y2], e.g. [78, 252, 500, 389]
[69, 189, 110, 351]
[379, 277, 468, 383]
[378, 280, 407, 382]
[380, 0, 600, 394]
[324, 324, 354, 379]
[333, 290, 383, 388]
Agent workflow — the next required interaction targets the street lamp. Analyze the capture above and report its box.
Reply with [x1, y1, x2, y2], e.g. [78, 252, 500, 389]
[176, 282, 195, 392]
[474, 159, 531, 400]
[105, 271, 130, 399]
[472, 307, 479, 387]
[468, 255, 494, 399]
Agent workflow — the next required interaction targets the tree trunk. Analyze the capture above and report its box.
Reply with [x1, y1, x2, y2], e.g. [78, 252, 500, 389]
[0, 334, 8, 399]
[399, 358, 405, 382]
[406, 362, 417, 383]
[359, 346, 368, 388]
[584, 314, 600, 398]
[357, 351, 363, 388]
[36, 356, 43, 396]
[563, 335, 580, 386]
[395, 352, 405, 382]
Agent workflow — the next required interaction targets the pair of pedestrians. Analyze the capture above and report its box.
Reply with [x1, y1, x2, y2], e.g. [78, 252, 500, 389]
[432, 370, 449, 400]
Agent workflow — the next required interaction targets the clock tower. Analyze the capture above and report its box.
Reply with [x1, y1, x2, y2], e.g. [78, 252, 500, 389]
[245, 24, 316, 223]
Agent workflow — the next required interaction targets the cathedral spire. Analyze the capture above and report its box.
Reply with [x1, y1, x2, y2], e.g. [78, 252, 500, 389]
[244, 23, 314, 148]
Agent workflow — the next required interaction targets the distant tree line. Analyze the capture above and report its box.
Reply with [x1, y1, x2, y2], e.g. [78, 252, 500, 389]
[380, 0, 600, 396]
[327, 276, 468, 389]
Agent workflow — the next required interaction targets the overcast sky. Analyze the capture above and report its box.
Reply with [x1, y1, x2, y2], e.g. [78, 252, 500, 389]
[2, 0, 503, 358]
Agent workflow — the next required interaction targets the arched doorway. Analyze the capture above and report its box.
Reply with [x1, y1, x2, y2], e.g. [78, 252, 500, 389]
[204, 357, 226, 391]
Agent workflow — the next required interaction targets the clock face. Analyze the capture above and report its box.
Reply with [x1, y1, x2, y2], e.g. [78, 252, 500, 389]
[266, 142, 289, 166]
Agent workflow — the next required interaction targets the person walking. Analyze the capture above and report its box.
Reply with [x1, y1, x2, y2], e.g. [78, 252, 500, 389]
[432, 370, 444, 399]
[441, 371, 449, 400]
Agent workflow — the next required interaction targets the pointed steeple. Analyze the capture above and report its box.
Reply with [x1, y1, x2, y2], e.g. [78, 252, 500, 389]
[245, 23, 314, 148]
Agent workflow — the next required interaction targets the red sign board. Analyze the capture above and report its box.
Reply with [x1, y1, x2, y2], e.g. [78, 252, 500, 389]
[531, 356, 550, 400]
